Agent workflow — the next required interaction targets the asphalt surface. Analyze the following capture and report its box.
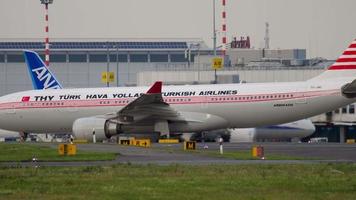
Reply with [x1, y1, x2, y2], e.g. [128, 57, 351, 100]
[1, 142, 356, 167]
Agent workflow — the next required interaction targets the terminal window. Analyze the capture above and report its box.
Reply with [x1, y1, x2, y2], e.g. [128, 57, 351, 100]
[7, 54, 24, 63]
[170, 54, 187, 62]
[110, 54, 128, 62]
[69, 54, 87, 63]
[342, 107, 347, 114]
[349, 105, 355, 114]
[89, 54, 107, 63]
[130, 54, 148, 63]
[50, 54, 67, 63]
[150, 54, 168, 62]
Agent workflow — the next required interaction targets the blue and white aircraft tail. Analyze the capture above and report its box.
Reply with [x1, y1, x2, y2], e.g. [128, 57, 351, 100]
[23, 50, 62, 90]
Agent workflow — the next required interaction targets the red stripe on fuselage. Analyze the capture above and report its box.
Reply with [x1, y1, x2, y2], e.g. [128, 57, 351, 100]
[328, 65, 356, 70]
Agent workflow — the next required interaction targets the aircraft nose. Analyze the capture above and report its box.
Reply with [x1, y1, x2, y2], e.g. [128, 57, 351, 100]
[306, 120, 316, 133]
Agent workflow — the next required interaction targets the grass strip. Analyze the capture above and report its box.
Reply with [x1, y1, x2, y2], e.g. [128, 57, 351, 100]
[0, 143, 117, 162]
[0, 163, 355, 200]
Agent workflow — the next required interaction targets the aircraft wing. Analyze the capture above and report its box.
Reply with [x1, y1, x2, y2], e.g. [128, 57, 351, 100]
[104, 81, 185, 124]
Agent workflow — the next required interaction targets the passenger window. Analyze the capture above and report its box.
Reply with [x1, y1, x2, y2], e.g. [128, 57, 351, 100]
[342, 107, 347, 113]
[349, 105, 355, 114]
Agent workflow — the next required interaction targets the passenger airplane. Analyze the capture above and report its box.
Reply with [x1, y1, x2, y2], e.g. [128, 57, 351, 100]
[0, 39, 355, 141]
[182, 119, 314, 142]
[0, 129, 21, 140]
[229, 119, 315, 143]
[23, 50, 316, 143]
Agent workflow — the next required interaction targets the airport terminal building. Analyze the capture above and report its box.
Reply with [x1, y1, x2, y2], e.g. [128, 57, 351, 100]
[0, 38, 313, 95]
[0, 38, 355, 142]
[0, 39, 211, 95]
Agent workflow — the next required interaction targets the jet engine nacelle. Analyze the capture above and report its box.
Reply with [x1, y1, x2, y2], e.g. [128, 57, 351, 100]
[72, 117, 120, 141]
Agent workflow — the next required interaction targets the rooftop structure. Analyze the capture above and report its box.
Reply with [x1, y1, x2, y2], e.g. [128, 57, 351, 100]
[0, 41, 189, 50]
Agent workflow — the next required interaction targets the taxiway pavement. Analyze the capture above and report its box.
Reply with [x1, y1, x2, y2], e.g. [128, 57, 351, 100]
[1, 142, 355, 167]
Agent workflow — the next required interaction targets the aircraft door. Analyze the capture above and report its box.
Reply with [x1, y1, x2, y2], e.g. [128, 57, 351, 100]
[5, 104, 16, 114]
[295, 85, 307, 104]
[61, 101, 78, 113]
[200, 96, 208, 109]
[68, 103, 78, 112]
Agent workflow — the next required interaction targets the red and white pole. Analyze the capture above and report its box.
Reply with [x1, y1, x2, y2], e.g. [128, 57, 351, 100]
[221, 0, 227, 56]
[44, 3, 50, 66]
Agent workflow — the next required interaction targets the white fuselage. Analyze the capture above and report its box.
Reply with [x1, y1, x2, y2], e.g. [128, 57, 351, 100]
[229, 119, 315, 143]
[0, 79, 353, 133]
[0, 129, 20, 138]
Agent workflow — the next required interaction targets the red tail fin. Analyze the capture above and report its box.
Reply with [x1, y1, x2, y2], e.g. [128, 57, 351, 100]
[328, 39, 356, 70]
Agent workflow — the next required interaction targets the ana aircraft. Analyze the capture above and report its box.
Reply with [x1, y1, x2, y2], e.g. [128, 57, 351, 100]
[23, 50, 316, 142]
[0, 51, 63, 140]
[0, 39, 355, 141]
[229, 119, 315, 143]
[24, 50, 62, 90]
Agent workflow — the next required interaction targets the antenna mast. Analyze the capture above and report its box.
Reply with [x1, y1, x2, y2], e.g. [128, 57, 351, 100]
[264, 22, 270, 49]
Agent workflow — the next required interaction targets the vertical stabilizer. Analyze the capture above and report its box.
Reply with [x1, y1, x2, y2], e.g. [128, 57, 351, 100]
[309, 39, 356, 81]
[23, 50, 62, 89]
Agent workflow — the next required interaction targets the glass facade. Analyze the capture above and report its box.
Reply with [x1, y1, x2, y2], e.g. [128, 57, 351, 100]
[50, 54, 67, 62]
[0, 51, 198, 63]
[110, 54, 128, 62]
[130, 54, 148, 62]
[69, 54, 87, 63]
[89, 54, 107, 63]
[150, 54, 168, 62]
[7, 54, 24, 63]
[170, 54, 186, 62]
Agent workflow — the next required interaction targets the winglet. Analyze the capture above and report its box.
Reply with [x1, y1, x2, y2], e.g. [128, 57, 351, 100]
[147, 81, 162, 94]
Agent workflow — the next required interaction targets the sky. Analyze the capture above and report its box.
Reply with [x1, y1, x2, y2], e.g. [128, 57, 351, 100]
[0, 0, 356, 59]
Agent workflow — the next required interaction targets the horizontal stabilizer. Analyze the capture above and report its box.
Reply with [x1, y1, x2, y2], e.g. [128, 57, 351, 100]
[342, 79, 356, 98]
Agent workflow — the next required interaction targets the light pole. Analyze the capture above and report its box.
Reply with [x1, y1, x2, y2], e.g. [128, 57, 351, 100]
[116, 44, 119, 87]
[106, 42, 110, 87]
[213, 0, 217, 84]
[40, 0, 54, 67]
[213, 0, 217, 57]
